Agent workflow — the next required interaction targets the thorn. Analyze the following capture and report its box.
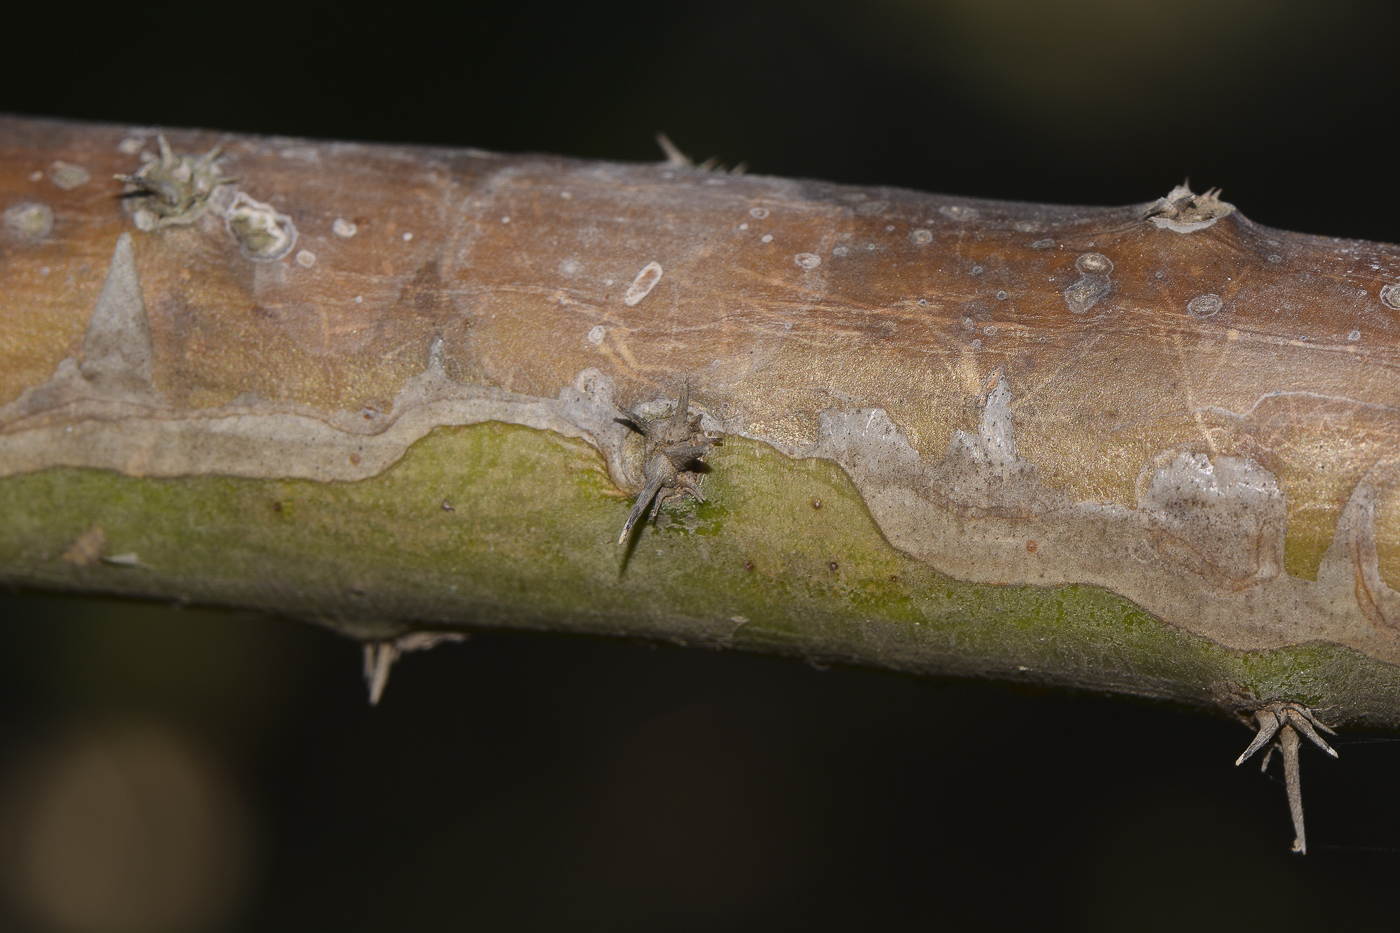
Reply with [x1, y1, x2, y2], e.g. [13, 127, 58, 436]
[194, 142, 225, 168]
[613, 375, 716, 540]
[1281, 726, 1307, 854]
[362, 631, 467, 706]
[618, 470, 667, 544]
[1235, 708, 1282, 766]
[363, 641, 397, 706]
[676, 471, 706, 504]
[613, 378, 721, 544]
[1236, 701, 1338, 854]
[652, 133, 738, 173]
[655, 132, 690, 167]
[663, 444, 714, 466]
[1291, 705, 1338, 736]
[115, 173, 182, 205]
[1284, 707, 1339, 758]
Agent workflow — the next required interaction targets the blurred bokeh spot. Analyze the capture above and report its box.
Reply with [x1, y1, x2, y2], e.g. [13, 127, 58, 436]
[884, 0, 1336, 120]
[0, 722, 255, 933]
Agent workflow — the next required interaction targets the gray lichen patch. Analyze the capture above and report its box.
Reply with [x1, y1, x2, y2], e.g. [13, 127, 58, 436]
[1381, 284, 1400, 312]
[3, 202, 54, 242]
[1187, 293, 1224, 318]
[1063, 252, 1113, 313]
[938, 204, 979, 222]
[47, 160, 90, 190]
[224, 192, 298, 262]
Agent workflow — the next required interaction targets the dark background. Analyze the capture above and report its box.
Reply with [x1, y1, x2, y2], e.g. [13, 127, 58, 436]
[3, 1, 1400, 930]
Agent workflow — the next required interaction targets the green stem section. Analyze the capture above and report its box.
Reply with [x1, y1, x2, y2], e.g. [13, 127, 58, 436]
[3, 423, 1398, 726]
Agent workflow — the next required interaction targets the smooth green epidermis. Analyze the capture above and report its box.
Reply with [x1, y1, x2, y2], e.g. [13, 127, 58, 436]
[1, 423, 1397, 725]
